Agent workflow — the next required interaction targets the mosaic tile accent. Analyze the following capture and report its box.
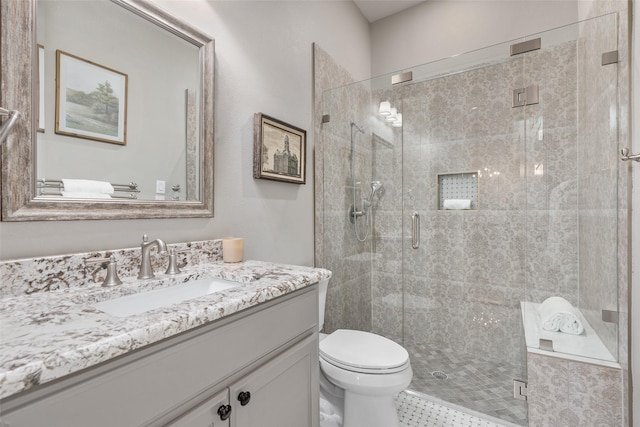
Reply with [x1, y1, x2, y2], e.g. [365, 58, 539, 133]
[404, 342, 527, 426]
[397, 391, 518, 427]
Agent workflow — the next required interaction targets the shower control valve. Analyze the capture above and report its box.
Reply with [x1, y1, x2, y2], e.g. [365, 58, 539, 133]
[348, 204, 365, 223]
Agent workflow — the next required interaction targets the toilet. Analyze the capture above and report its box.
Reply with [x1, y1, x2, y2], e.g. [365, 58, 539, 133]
[317, 276, 413, 427]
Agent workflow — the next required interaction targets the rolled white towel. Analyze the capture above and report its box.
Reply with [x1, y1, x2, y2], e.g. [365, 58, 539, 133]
[538, 296, 584, 335]
[61, 191, 112, 199]
[443, 199, 471, 210]
[62, 179, 114, 194]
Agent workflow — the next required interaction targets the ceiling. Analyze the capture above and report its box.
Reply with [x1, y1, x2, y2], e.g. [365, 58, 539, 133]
[353, 0, 426, 23]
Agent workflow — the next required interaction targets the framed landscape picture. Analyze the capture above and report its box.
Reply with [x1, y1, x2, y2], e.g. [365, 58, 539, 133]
[253, 113, 306, 184]
[37, 45, 45, 132]
[55, 50, 128, 145]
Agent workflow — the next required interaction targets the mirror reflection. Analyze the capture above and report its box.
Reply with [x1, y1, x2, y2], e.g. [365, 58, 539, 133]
[35, 0, 201, 201]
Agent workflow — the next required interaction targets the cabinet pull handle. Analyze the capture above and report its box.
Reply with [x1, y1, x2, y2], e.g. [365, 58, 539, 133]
[217, 404, 232, 421]
[238, 391, 251, 406]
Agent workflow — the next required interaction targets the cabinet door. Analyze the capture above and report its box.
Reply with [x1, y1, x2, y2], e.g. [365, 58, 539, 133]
[168, 390, 230, 427]
[230, 334, 318, 427]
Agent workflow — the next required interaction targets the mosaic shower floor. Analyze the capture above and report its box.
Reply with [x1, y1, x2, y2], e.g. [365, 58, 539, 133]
[404, 342, 527, 426]
[397, 391, 520, 427]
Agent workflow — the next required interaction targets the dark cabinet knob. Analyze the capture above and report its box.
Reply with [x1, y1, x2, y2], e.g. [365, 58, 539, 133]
[217, 404, 232, 421]
[237, 391, 251, 406]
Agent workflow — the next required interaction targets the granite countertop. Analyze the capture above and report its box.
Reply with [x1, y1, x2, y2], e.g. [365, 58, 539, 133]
[0, 260, 331, 400]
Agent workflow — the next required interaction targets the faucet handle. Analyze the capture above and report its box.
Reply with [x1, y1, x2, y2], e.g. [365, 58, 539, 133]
[165, 247, 189, 275]
[85, 255, 123, 287]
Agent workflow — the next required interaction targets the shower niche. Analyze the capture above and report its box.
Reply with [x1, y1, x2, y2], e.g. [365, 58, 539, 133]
[437, 172, 478, 210]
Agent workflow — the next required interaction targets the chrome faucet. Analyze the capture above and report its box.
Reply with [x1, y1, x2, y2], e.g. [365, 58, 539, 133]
[138, 234, 168, 279]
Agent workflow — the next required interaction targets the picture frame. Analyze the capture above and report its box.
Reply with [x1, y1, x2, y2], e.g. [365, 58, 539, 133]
[55, 50, 128, 145]
[253, 113, 306, 184]
[37, 44, 45, 133]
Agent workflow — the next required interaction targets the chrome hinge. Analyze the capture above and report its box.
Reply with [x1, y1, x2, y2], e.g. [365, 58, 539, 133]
[602, 309, 619, 324]
[539, 338, 554, 352]
[512, 85, 539, 108]
[510, 38, 541, 56]
[513, 380, 528, 401]
[392, 71, 413, 85]
[602, 50, 619, 66]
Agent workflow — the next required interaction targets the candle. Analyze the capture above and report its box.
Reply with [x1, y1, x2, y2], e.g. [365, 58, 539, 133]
[222, 237, 244, 263]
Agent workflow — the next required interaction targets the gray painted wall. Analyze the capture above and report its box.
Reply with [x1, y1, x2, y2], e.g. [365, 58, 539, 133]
[0, 0, 371, 265]
[370, 1, 579, 77]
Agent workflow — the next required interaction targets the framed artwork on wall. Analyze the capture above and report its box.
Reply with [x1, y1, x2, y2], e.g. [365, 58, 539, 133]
[55, 50, 128, 145]
[253, 113, 306, 184]
[37, 44, 45, 133]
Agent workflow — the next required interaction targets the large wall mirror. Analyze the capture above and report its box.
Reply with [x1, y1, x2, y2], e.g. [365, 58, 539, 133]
[0, 0, 214, 221]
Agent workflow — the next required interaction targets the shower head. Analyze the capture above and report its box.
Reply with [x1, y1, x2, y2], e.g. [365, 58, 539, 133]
[363, 181, 383, 211]
[370, 180, 383, 200]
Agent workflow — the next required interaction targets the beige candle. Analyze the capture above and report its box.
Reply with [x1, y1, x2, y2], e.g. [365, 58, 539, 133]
[222, 237, 244, 263]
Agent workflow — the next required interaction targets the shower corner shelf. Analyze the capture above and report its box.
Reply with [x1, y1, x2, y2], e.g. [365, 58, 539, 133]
[437, 172, 478, 211]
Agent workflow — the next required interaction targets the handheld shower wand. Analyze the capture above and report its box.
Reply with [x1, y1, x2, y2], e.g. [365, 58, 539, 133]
[363, 181, 384, 210]
[370, 180, 383, 201]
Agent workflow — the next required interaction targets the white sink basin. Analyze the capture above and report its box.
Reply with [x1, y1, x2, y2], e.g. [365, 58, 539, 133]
[92, 277, 240, 317]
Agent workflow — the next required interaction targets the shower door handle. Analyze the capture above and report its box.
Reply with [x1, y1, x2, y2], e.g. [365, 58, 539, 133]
[411, 212, 420, 249]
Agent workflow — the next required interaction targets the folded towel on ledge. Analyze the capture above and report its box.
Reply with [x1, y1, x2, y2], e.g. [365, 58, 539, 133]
[61, 192, 112, 199]
[538, 296, 584, 335]
[62, 179, 114, 194]
[443, 199, 472, 210]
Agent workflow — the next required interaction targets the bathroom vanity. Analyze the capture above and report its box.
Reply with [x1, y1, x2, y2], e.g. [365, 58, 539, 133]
[0, 253, 328, 427]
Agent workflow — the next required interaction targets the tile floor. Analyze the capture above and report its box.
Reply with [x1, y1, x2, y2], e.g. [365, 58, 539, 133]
[397, 391, 521, 427]
[405, 342, 527, 426]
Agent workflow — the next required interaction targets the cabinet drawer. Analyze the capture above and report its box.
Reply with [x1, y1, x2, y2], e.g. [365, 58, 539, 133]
[1, 287, 318, 427]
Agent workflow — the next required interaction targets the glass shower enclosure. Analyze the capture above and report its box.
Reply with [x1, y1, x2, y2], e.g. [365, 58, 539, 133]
[319, 13, 619, 426]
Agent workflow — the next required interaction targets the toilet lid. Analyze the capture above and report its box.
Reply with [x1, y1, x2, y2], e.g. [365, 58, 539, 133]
[319, 329, 409, 373]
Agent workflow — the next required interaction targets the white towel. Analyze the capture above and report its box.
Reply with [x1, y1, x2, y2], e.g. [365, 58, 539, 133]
[538, 296, 584, 335]
[61, 192, 112, 199]
[61, 179, 114, 194]
[443, 199, 471, 210]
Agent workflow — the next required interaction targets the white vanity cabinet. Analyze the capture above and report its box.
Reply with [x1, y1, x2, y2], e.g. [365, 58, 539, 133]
[171, 335, 317, 427]
[169, 390, 231, 427]
[0, 286, 319, 427]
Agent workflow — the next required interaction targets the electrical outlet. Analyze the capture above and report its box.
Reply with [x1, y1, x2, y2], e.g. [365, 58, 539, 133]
[156, 180, 166, 194]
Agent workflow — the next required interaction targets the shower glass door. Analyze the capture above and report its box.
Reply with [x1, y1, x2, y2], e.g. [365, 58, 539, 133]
[389, 38, 530, 426]
[319, 12, 619, 427]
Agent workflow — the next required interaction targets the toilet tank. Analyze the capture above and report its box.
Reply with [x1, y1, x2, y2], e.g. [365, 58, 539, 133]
[317, 274, 331, 331]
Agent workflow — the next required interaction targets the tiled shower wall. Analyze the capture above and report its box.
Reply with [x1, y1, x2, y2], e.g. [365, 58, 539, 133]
[370, 39, 582, 369]
[313, 45, 373, 333]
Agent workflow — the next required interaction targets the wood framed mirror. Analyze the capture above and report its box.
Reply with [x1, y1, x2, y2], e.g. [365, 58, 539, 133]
[0, 0, 214, 221]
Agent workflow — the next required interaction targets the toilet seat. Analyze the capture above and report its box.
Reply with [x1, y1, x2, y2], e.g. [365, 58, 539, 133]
[319, 329, 409, 374]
